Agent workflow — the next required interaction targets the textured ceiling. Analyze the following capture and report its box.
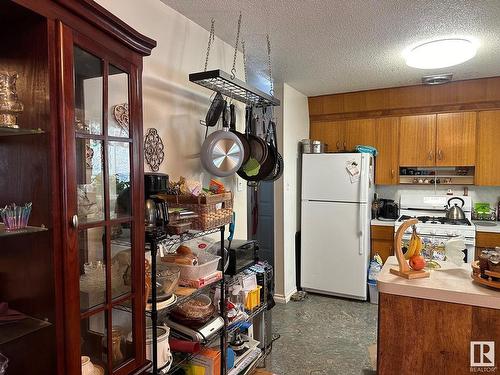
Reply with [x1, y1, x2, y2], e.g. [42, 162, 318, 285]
[161, 0, 500, 97]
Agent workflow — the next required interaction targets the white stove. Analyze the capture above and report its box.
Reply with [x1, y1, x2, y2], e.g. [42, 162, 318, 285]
[394, 195, 476, 262]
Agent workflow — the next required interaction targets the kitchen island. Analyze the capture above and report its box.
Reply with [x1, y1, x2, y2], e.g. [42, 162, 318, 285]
[377, 256, 500, 375]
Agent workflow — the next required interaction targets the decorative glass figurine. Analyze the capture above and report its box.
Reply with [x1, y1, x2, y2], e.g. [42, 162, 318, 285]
[0, 72, 24, 128]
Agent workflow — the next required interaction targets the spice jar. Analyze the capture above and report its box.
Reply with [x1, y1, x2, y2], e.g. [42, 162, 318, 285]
[478, 250, 490, 272]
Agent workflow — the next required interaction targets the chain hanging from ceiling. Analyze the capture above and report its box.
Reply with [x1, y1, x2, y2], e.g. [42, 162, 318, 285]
[230, 12, 242, 80]
[204, 18, 215, 72]
[266, 34, 274, 97]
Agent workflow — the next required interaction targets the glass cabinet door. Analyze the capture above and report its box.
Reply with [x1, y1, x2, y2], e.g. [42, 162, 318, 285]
[67, 36, 143, 375]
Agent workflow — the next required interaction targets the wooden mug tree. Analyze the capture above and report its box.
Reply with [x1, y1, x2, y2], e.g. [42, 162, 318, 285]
[390, 219, 430, 279]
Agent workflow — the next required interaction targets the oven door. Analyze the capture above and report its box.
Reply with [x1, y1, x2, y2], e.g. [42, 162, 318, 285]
[401, 233, 475, 263]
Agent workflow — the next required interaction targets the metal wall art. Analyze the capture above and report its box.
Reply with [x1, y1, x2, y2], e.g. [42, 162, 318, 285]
[144, 128, 164, 172]
[112, 103, 129, 135]
[0, 72, 24, 128]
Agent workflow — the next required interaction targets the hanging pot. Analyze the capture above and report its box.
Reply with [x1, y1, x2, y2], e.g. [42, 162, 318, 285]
[237, 107, 268, 180]
[201, 101, 244, 177]
[264, 120, 283, 181]
[205, 92, 225, 127]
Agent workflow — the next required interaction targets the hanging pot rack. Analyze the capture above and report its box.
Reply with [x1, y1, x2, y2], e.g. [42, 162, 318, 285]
[189, 14, 280, 108]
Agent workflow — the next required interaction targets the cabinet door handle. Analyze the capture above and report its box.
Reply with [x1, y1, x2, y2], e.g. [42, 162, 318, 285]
[343, 141, 346, 150]
[428, 151, 433, 160]
[71, 214, 79, 229]
[336, 141, 340, 150]
[391, 169, 395, 178]
[438, 149, 443, 160]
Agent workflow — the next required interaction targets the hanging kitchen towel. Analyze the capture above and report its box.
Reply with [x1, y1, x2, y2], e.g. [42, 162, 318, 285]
[355, 145, 378, 156]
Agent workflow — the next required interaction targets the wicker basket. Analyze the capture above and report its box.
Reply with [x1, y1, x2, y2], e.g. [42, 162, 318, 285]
[160, 192, 233, 231]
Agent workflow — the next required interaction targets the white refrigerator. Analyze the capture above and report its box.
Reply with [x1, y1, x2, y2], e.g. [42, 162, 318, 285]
[300, 153, 374, 300]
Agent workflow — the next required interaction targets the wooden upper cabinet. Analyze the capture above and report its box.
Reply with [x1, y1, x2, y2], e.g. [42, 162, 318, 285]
[374, 117, 399, 185]
[345, 119, 375, 151]
[436, 112, 476, 166]
[476, 111, 500, 185]
[399, 114, 436, 166]
[310, 120, 346, 152]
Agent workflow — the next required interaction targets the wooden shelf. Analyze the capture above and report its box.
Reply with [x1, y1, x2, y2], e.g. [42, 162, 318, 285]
[0, 223, 48, 238]
[0, 315, 52, 345]
[0, 127, 44, 137]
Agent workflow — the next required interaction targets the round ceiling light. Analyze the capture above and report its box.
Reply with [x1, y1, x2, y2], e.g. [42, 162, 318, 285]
[405, 38, 477, 69]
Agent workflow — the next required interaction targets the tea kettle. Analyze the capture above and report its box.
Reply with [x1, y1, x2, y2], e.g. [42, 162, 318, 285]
[145, 196, 169, 229]
[445, 197, 466, 220]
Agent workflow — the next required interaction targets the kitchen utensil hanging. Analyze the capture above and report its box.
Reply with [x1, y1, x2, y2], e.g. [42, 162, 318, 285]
[200, 100, 244, 177]
[264, 119, 283, 181]
[229, 102, 250, 165]
[237, 107, 268, 181]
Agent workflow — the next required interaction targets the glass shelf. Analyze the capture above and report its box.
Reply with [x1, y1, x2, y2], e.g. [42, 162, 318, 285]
[0, 315, 52, 345]
[0, 223, 48, 238]
[0, 127, 45, 137]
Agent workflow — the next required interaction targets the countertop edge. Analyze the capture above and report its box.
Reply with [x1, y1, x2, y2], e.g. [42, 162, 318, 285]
[371, 219, 395, 227]
[473, 220, 500, 234]
[377, 279, 500, 310]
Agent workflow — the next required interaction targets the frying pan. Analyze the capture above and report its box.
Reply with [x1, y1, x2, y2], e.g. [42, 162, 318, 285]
[264, 120, 283, 181]
[229, 103, 250, 165]
[205, 92, 225, 127]
[250, 119, 277, 181]
[237, 107, 268, 180]
[200, 100, 244, 177]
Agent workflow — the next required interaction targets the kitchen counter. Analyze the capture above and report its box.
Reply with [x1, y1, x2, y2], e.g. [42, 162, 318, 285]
[370, 218, 395, 227]
[473, 220, 500, 233]
[377, 256, 500, 374]
[377, 256, 500, 309]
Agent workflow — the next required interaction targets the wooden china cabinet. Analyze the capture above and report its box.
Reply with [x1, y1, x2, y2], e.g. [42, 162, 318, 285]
[0, 1, 155, 374]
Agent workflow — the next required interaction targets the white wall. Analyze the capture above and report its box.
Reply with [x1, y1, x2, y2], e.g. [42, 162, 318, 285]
[274, 83, 310, 302]
[96, 0, 248, 238]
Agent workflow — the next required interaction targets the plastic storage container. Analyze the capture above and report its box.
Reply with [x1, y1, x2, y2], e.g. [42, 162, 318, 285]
[163, 251, 221, 281]
[368, 281, 378, 304]
[245, 286, 262, 310]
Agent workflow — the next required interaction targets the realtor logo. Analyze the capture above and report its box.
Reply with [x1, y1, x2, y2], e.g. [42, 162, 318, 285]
[471, 341, 495, 367]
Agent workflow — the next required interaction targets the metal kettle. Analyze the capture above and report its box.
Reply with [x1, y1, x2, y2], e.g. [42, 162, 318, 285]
[445, 197, 466, 220]
[145, 196, 169, 229]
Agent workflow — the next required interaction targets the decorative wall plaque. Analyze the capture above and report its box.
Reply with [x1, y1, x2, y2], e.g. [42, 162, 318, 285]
[144, 128, 164, 172]
[112, 103, 129, 135]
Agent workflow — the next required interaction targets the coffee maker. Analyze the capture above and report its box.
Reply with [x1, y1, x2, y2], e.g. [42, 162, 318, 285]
[144, 173, 169, 232]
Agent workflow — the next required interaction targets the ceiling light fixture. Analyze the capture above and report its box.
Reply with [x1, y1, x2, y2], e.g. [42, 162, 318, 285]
[405, 38, 477, 69]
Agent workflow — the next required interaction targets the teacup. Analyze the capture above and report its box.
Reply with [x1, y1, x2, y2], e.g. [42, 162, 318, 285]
[81, 356, 94, 375]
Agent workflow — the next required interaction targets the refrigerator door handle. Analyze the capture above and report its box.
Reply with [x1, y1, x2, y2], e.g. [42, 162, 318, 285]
[359, 204, 364, 255]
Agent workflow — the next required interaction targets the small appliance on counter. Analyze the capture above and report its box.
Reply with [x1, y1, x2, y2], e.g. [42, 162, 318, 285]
[165, 316, 224, 343]
[377, 199, 399, 220]
[300, 139, 326, 154]
[214, 239, 259, 276]
[144, 173, 170, 232]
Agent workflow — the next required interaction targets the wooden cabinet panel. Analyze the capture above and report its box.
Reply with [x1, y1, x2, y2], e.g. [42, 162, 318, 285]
[399, 114, 436, 166]
[371, 239, 394, 263]
[371, 225, 394, 240]
[378, 294, 500, 375]
[374, 117, 399, 184]
[345, 118, 375, 151]
[476, 111, 500, 185]
[476, 231, 500, 248]
[310, 120, 346, 152]
[371, 225, 394, 262]
[436, 112, 476, 166]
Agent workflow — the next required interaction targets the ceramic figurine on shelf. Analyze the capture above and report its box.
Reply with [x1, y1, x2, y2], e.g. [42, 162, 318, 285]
[0, 72, 24, 128]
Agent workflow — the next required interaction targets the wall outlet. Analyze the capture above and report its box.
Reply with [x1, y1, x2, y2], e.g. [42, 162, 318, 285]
[237, 178, 244, 192]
